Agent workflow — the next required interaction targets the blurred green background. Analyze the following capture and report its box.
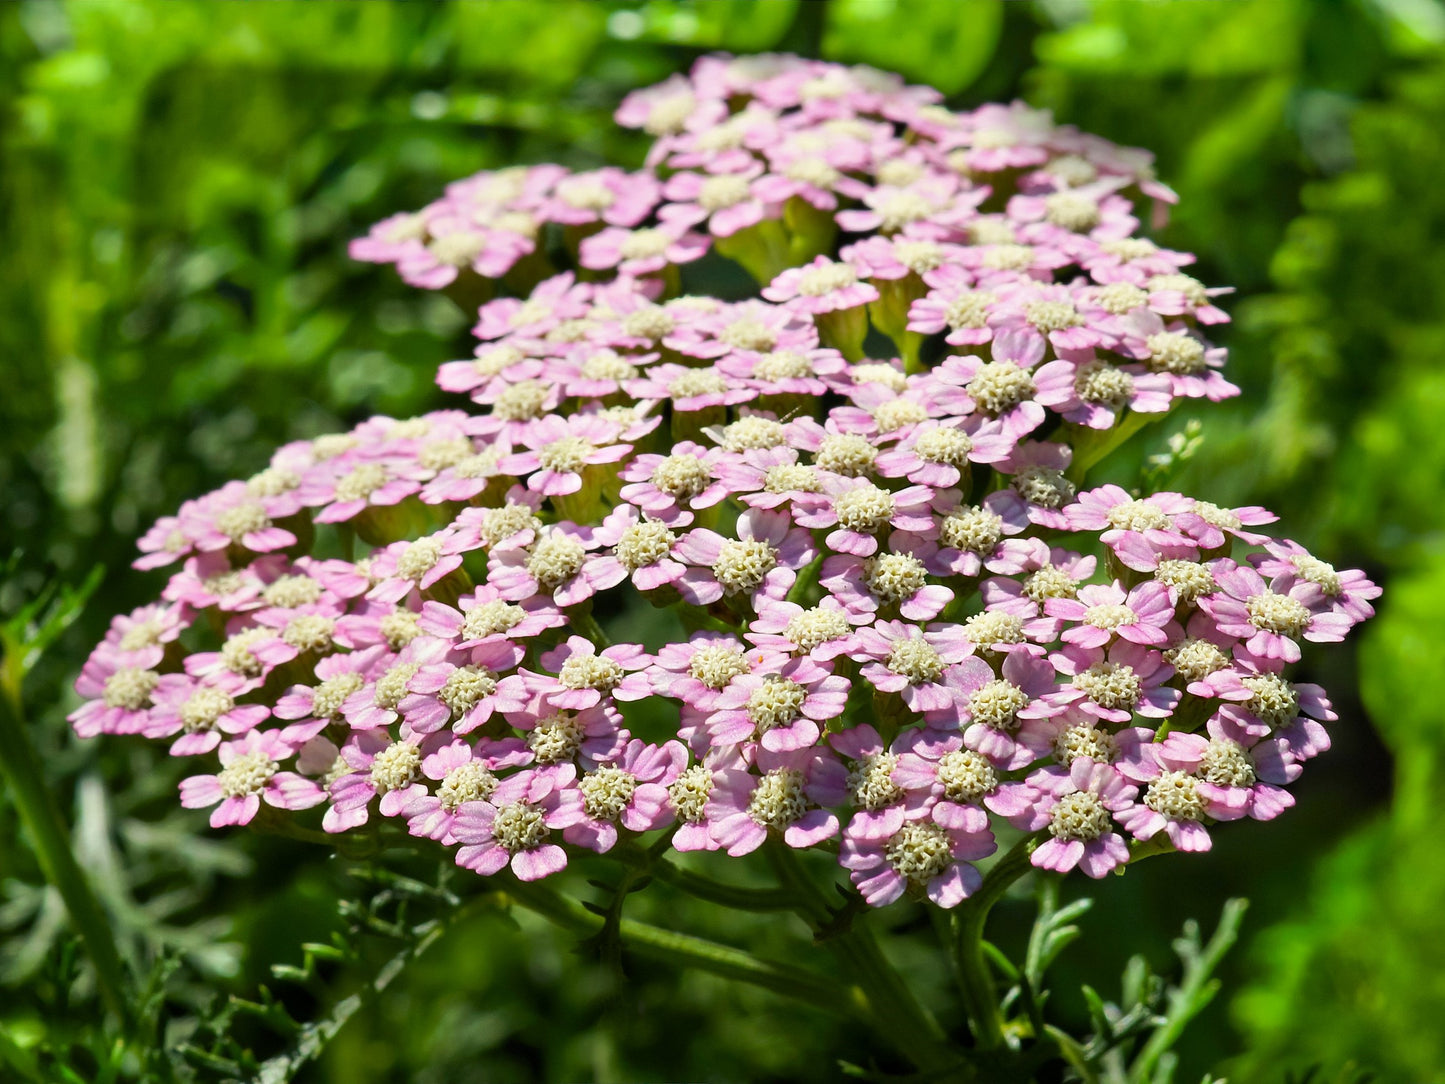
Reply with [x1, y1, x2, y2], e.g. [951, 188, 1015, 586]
[2, 0, 1443, 1080]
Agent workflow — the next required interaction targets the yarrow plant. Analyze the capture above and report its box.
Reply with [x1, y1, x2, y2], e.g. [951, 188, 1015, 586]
[70, 55, 1378, 1078]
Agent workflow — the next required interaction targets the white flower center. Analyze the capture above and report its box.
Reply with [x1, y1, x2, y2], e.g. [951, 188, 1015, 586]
[967, 361, 1037, 414]
[885, 822, 954, 883]
[969, 680, 1029, 731]
[618, 228, 673, 261]
[650, 453, 712, 499]
[559, 653, 623, 692]
[815, 434, 877, 476]
[1146, 332, 1207, 375]
[961, 611, 1025, 649]
[719, 318, 778, 352]
[216, 502, 271, 542]
[181, 687, 234, 732]
[783, 607, 850, 652]
[380, 609, 422, 650]
[1049, 791, 1111, 842]
[892, 240, 945, 274]
[538, 437, 596, 474]
[527, 534, 587, 589]
[476, 502, 542, 548]
[247, 466, 301, 498]
[1289, 554, 1343, 595]
[282, 615, 335, 654]
[1155, 559, 1218, 601]
[616, 520, 677, 571]
[1150, 273, 1210, 307]
[943, 292, 993, 331]
[797, 261, 858, 297]
[580, 766, 638, 821]
[754, 351, 814, 381]
[940, 505, 1003, 554]
[699, 173, 752, 211]
[1024, 300, 1082, 333]
[369, 742, 423, 794]
[937, 749, 997, 805]
[876, 192, 934, 232]
[1075, 361, 1135, 407]
[746, 677, 809, 733]
[103, 667, 159, 710]
[1094, 282, 1149, 315]
[1084, 603, 1137, 631]
[1053, 724, 1119, 765]
[439, 666, 498, 715]
[528, 711, 584, 764]
[438, 762, 498, 812]
[887, 638, 945, 684]
[669, 765, 713, 823]
[1044, 192, 1100, 232]
[1023, 564, 1080, 602]
[374, 662, 421, 710]
[746, 767, 809, 829]
[835, 485, 896, 533]
[716, 417, 786, 452]
[429, 231, 485, 267]
[688, 645, 750, 689]
[221, 628, 270, 676]
[1074, 661, 1141, 710]
[1201, 739, 1257, 788]
[713, 539, 779, 595]
[1246, 591, 1312, 637]
[621, 306, 675, 340]
[1107, 499, 1172, 532]
[396, 539, 443, 582]
[1011, 465, 1075, 509]
[863, 554, 929, 603]
[492, 801, 551, 852]
[1164, 638, 1230, 683]
[463, 600, 525, 640]
[312, 672, 365, 720]
[982, 243, 1037, 272]
[764, 464, 822, 494]
[217, 751, 277, 798]
[851, 363, 909, 392]
[914, 426, 974, 466]
[1101, 238, 1158, 262]
[493, 381, 551, 422]
[1144, 771, 1206, 821]
[1240, 673, 1301, 729]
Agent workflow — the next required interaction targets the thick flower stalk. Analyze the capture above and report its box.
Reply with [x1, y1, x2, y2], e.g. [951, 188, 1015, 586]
[74, 54, 1377, 929]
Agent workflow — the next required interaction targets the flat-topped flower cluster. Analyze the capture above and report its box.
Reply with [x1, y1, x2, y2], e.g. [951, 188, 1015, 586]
[71, 55, 1377, 909]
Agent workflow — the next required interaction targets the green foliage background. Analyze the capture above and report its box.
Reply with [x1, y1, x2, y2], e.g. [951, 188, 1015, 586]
[2, 0, 1443, 1080]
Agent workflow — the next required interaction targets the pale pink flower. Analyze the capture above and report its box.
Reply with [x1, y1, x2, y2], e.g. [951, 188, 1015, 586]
[707, 655, 850, 752]
[180, 730, 323, 829]
[706, 747, 847, 856]
[1198, 564, 1352, 664]
[562, 738, 688, 853]
[840, 800, 994, 908]
[1251, 540, 1379, 625]
[675, 508, 818, 607]
[991, 758, 1137, 878]
[763, 256, 879, 314]
[452, 766, 581, 881]
[400, 737, 530, 845]
[146, 672, 269, 756]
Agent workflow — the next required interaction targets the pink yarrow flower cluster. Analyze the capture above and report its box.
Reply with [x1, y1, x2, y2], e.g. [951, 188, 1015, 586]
[72, 56, 1375, 909]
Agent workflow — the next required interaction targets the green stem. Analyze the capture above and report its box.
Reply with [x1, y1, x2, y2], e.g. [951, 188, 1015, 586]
[568, 607, 610, 648]
[953, 833, 1040, 1050]
[1128, 899, 1248, 1083]
[766, 843, 965, 1076]
[0, 687, 129, 1022]
[502, 878, 862, 1019]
